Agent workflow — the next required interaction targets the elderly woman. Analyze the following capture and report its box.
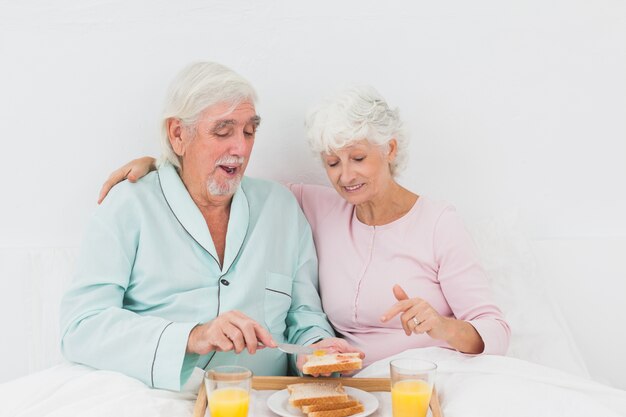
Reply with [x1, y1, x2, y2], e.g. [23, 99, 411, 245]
[61, 62, 353, 392]
[99, 85, 510, 367]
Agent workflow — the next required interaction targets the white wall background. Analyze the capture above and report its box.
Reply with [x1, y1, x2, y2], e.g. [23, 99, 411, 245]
[1, 0, 625, 386]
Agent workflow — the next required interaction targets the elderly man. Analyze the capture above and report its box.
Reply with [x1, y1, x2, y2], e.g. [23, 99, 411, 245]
[60, 62, 351, 391]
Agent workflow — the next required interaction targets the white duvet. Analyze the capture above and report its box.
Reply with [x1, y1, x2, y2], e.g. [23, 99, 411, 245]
[358, 348, 626, 417]
[1, 347, 625, 417]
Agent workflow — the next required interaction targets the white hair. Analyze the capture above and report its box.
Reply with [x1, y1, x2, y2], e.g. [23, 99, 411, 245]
[159, 62, 258, 168]
[304, 85, 408, 177]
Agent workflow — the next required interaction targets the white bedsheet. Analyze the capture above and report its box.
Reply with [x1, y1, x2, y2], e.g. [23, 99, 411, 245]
[1, 348, 625, 417]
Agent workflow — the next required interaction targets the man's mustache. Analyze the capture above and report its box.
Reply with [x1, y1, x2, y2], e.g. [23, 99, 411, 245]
[215, 156, 244, 166]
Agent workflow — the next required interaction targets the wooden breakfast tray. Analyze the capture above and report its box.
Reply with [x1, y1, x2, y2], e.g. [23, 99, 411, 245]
[192, 376, 443, 417]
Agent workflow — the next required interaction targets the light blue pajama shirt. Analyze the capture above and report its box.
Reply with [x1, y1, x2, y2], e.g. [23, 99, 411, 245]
[60, 162, 334, 391]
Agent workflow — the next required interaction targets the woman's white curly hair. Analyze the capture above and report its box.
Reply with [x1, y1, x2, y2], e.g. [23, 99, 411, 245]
[305, 85, 408, 177]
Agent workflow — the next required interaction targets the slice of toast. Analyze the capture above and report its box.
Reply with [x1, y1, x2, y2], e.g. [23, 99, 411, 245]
[287, 382, 349, 407]
[301, 397, 360, 413]
[307, 403, 365, 417]
[302, 352, 362, 375]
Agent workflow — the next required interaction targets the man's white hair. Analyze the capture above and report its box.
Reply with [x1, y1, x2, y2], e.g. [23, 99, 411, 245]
[304, 85, 408, 177]
[159, 62, 258, 168]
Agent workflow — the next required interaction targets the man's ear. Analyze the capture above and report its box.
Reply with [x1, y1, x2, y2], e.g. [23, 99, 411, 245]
[167, 118, 186, 157]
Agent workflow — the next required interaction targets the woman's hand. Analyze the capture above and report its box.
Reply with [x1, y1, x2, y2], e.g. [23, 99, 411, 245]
[380, 285, 451, 340]
[296, 337, 365, 377]
[97, 156, 157, 204]
[380, 284, 485, 354]
[186, 310, 276, 356]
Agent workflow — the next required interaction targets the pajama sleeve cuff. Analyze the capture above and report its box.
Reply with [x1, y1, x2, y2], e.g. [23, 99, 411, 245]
[469, 318, 511, 355]
[151, 321, 200, 390]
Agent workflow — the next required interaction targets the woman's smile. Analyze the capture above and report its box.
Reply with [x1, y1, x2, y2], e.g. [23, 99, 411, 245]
[342, 183, 365, 192]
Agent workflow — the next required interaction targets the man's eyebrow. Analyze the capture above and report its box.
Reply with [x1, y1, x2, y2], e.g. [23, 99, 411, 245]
[212, 120, 236, 131]
[211, 115, 261, 132]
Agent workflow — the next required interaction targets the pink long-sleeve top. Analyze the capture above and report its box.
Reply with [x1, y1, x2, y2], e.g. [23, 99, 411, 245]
[289, 183, 510, 366]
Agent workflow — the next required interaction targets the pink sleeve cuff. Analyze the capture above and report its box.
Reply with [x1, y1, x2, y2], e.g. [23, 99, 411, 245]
[468, 318, 511, 355]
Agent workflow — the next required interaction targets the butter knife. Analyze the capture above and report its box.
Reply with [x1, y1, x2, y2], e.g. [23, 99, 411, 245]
[275, 343, 317, 355]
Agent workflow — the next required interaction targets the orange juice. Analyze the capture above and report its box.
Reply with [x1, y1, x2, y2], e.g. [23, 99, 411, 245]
[391, 379, 432, 417]
[208, 387, 249, 417]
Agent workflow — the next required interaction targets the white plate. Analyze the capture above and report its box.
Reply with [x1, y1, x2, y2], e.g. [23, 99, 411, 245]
[266, 386, 379, 417]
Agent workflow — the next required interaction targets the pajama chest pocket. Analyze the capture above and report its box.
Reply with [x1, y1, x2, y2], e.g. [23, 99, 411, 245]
[264, 272, 293, 334]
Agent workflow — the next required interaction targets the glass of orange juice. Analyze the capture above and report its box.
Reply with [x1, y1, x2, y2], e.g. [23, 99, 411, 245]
[390, 359, 437, 417]
[205, 365, 252, 417]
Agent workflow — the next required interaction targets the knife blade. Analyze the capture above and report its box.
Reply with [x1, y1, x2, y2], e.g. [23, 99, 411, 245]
[275, 342, 317, 355]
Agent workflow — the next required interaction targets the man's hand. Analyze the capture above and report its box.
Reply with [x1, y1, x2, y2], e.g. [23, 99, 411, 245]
[296, 337, 365, 377]
[186, 310, 276, 355]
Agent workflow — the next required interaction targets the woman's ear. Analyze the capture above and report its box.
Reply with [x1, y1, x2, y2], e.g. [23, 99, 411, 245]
[387, 138, 398, 162]
[167, 118, 186, 157]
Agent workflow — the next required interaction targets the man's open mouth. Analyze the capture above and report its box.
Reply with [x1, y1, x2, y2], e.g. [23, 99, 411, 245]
[219, 165, 239, 175]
